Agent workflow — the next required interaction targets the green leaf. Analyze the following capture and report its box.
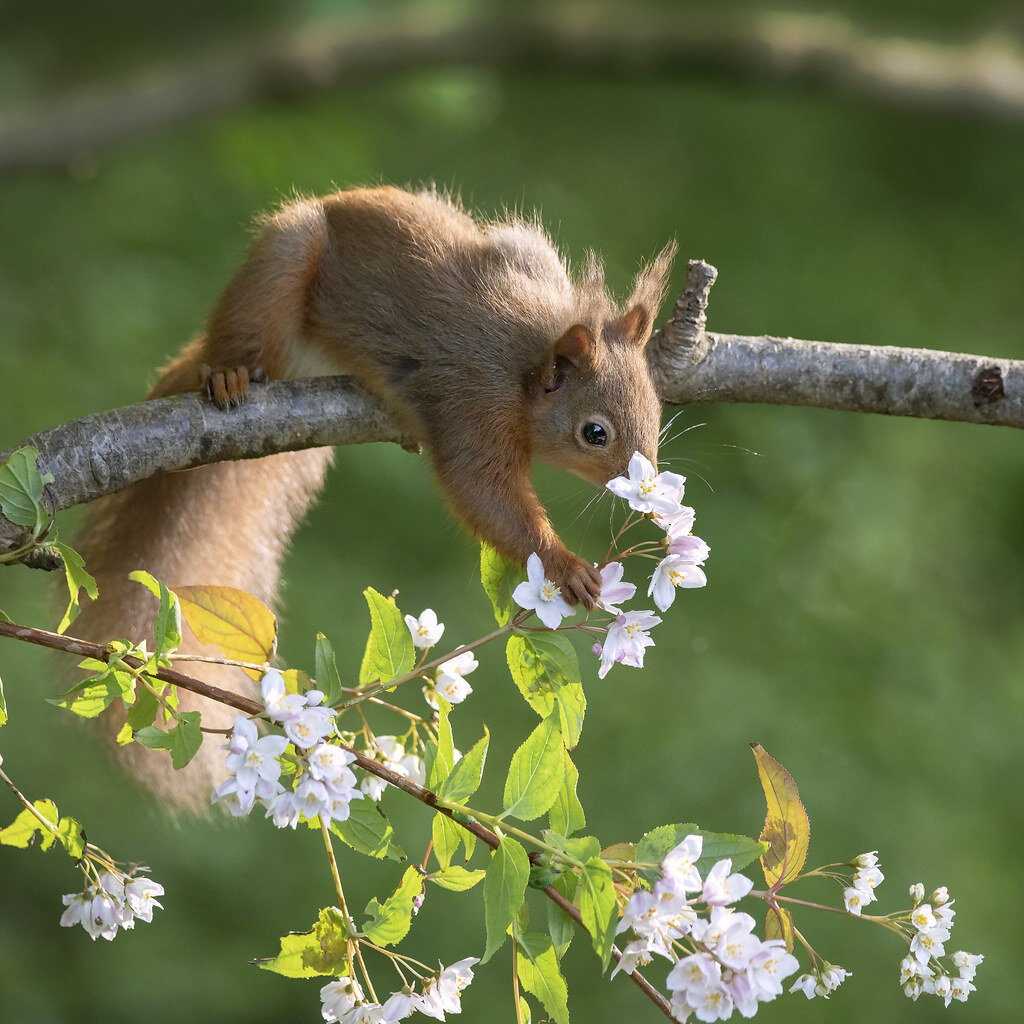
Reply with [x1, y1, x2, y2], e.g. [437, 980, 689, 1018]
[255, 907, 350, 978]
[549, 748, 586, 837]
[56, 816, 86, 860]
[0, 671, 7, 727]
[516, 932, 569, 1024]
[546, 871, 576, 958]
[480, 542, 520, 626]
[437, 727, 489, 804]
[502, 715, 564, 822]
[133, 711, 203, 769]
[124, 683, 160, 735]
[483, 836, 530, 963]
[52, 541, 97, 633]
[0, 446, 52, 533]
[576, 857, 617, 969]
[49, 665, 134, 719]
[0, 799, 59, 851]
[361, 866, 423, 947]
[426, 865, 486, 891]
[753, 743, 811, 887]
[332, 798, 405, 861]
[426, 694, 455, 790]
[506, 631, 586, 747]
[548, 833, 601, 864]
[635, 823, 767, 884]
[431, 810, 463, 871]
[314, 632, 345, 706]
[129, 571, 182, 656]
[359, 588, 415, 686]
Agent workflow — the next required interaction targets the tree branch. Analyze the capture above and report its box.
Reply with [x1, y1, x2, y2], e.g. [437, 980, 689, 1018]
[3, 9, 1024, 174]
[0, 617, 675, 1019]
[3, 260, 1023, 554]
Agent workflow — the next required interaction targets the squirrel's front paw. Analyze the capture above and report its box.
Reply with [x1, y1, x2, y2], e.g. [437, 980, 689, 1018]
[544, 550, 602, 611]
[200, 364, 268, 409]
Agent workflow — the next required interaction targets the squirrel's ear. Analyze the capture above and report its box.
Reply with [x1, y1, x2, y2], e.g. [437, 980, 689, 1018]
[616, 303, 655, 347]
[539, 324, 596, 393]
[623, 240, 677, 348]
[552, 324, 594, 362]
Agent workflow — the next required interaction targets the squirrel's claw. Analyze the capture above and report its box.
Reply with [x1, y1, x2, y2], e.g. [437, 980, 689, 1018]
[200, 365, 266, 409]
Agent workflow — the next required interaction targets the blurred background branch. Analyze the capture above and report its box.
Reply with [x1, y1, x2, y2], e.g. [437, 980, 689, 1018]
[3, 7, 1024, 175]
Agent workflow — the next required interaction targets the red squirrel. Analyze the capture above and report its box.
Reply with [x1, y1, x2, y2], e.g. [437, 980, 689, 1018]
[73, 186, 675, 806]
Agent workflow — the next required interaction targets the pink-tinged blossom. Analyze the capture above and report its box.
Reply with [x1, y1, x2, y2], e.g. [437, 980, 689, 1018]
[512, 553, 575, 628]
[596, 561, 636, 614]
[702, 858, 754, 907]
[661, 834, 704, 893]
[606, 452, 686, 515]
[596, 609, 661, 678]
[648, 552, 708, 612]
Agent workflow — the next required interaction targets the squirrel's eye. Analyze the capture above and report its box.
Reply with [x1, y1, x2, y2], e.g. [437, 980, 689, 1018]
[581, 422, 608, 447]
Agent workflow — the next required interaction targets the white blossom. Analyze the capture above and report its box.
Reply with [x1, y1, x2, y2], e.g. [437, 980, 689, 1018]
[512, 553, 574, 629]
[606, 452, 686, 515]
[405, 609, 445, 649]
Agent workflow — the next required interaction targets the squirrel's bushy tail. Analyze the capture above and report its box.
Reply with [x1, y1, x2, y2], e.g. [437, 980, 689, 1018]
[73, 197, 335, 811]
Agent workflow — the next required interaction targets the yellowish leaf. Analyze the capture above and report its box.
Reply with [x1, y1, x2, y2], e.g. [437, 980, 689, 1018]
[172, 585, 277, 678]
[751, 742, 810, 888]
[764, 904, 795, 952]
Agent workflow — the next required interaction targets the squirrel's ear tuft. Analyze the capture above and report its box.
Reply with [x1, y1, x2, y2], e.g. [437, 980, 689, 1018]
[624, 240, 677, 347]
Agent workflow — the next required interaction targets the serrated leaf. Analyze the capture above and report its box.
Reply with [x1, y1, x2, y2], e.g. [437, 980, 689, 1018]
[549, 748, 586, 837]
[0, 446, 52, 532]
[332, 798, 405, 861]
[437, 728, 489, 804]
[359, 588, 414, 686]
[577, 857, 616, 969]
[483, 837, 530, 963]
[133, 711, 203, 769]
[548, 833, 601, 864]
[361, 866, 423, 947]
[502, 715, 564, 822]
[752, 743, 810, 888]
[480, 543, 520, 626]
[314, 633, 345, 706]
[53, 541, 97, 634]
[517, 932, 569, 1024]
[255, 907, 350, 978]
[427, 865, 486, 892]
[170, 584, 275, 676]
[635, 823, 767, 884]
[765, 903, 795, 951]
[506, 632, 586, 748]
[0, 799, 58, 850]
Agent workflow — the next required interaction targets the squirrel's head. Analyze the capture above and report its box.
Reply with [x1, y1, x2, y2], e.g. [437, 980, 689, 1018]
[528, 243, 674, 488]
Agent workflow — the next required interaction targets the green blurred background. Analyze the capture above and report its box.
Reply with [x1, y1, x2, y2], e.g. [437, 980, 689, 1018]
[1, 1, 1021, 1021]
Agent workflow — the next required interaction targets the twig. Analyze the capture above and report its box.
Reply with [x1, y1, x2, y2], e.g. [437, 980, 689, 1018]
[0, 617, 675, 1018]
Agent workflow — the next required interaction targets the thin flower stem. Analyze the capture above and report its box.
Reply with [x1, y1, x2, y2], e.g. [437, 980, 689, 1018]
[336, 622, 516, 712]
